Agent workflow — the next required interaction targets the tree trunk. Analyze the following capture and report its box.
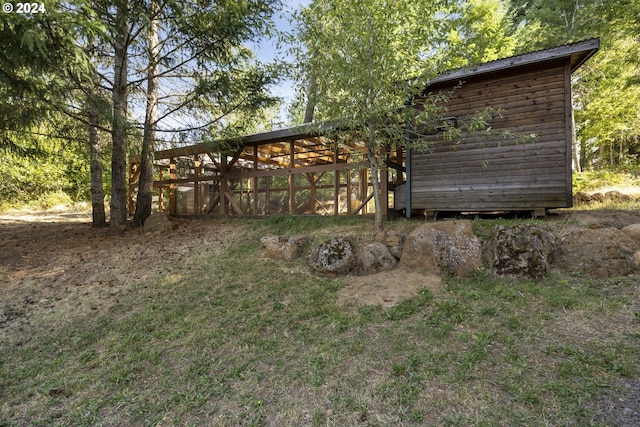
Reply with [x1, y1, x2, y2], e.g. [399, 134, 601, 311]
[88, 100, 107, 227]
[110, 1, 129, 234]
[133, 0, 159, 227]
[571, 110, 581, 172]
[367, 142, 384, 232]
[303, 72, 317, 124]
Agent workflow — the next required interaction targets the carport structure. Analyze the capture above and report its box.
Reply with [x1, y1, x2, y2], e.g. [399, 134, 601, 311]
[128, 125, 405, 217]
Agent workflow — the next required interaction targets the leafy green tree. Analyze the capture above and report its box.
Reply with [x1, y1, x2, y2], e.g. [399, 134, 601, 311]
[505, 0, 640, 170]
[293, 0, 505, 230]
[0, 0, 108, 217]
[430, 0, 516, 70]
[132, 0, 281, 226]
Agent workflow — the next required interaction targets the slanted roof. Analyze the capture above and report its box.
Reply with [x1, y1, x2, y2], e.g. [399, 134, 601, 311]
[428, 38, 600, 87]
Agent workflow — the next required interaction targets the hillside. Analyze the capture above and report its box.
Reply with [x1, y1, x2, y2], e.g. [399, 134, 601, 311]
[1, 209, 639, 426]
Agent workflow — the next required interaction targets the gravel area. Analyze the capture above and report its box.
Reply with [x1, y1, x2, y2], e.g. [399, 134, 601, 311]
[581, 376, 640, 426]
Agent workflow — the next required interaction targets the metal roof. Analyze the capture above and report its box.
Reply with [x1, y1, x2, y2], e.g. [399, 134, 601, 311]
[428, 38, 600, 87]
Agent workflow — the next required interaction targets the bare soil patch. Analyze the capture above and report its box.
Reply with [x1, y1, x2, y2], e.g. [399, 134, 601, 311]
[0, 211, 241, 347]
[338, 267, 442, 308]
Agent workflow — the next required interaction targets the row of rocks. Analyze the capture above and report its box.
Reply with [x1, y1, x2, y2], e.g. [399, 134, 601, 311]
[261, 221, 640, 279]
[574, 190, 639, 204]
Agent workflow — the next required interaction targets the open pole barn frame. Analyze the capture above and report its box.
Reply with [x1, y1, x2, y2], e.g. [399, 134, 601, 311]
[128, 126, 403, 218]
[128, 39, 599, 220]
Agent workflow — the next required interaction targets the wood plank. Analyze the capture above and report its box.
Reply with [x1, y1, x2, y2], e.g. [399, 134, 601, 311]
[446, 83, 565, 111]
[224, 191, 243, 215]
[416, 173, 567, 187]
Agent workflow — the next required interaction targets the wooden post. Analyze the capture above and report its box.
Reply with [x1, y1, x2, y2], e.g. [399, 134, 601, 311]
[221, 155, 229, 215]
[396, 146, 403, 185]
[169, 158, 176, 216]
[405, 148, 411, 218]
[346, 168, 352, 214]
[308, 173, 317, 215]
[265, 176, 271, 215]
[127, 161, 138, 216]
[253, 145, 259, 215]
[380, 147, 388, 220]
[157, 167, 164, 212]
[333, 143, 339, 215]
[289, 140, 295, 214]
[360, 168, 368, 214]
[193, 158, 200, 215]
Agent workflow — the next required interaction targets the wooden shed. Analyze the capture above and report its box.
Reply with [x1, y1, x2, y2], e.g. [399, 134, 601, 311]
[395, 38, 599, 217]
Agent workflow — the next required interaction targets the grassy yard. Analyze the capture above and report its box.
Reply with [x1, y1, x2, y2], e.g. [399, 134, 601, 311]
[1, 215, 639, 426]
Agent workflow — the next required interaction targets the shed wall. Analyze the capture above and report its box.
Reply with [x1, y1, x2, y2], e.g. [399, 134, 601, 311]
[407, 60, 573, 212]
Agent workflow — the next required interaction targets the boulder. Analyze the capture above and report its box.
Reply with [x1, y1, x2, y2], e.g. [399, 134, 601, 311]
[260, 235, 308, 260]
[574, 191, 592, 204]
[621, 224, 640, 246]
[388, 245, 403, 259]
[485, 224, 555, 278]
[308, 237, 355, 275]
[605, 190, 623, 201]
[400, 220, 482, 277]
[355, 242, 397, 275]
[554, 227, 639, 278]
[143, 212, 174, 234]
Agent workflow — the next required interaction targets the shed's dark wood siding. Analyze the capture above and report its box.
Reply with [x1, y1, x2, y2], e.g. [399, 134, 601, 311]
[407, 60, 573, 212]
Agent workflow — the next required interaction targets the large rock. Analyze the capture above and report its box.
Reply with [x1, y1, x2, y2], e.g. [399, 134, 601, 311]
[485, 224, 555, 278]
[400, 220, 482, 277]
[355, 242, 397, 275]
[554, 227, 639, 278]
[260, 235, 307, 260]
[621, 224, 640, 246]
[308, 238, 355, 275]
[143, 212, 174, 234]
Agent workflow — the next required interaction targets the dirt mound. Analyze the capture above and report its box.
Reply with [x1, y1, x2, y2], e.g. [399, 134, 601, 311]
[338, 267, 442, 308]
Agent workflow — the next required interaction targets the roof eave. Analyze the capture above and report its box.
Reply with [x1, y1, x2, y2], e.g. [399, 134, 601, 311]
[427, 38, 600, 87]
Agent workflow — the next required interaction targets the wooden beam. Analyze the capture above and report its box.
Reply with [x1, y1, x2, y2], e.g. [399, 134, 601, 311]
[352, 192, 374, 215]
[169, 158, 177, 216]
[346, 169, 352, 214]
[253, 145, 259, 215]
[334, 142, 339, 215]
[289, 140, 295, 214]
[380, 148, 388, 219]
[225, 160, 366, 180]
[224, 191, 243, 215]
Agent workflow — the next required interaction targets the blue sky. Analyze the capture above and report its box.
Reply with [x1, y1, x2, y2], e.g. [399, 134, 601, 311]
[250, 0, 311, 125]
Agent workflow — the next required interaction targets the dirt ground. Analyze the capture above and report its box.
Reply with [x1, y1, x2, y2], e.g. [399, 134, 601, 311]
[1, 207, 638, 326]
[0, 210, 243, 346]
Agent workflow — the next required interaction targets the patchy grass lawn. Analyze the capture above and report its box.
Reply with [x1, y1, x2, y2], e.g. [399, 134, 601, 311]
[0, 213, 639, 426]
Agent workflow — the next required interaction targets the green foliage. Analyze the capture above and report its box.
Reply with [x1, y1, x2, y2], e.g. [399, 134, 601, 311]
[430, 0, 516, 70]
[572, 169, 640, 193]
[0, 131, 91, 210]
[505, 0, 640, 170]
[575, 36, 640, 169]
[293, 0, 510, 229]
